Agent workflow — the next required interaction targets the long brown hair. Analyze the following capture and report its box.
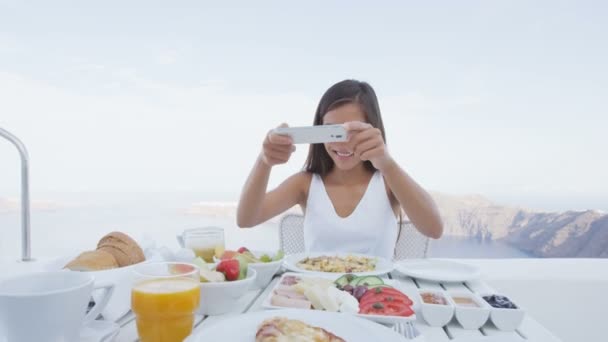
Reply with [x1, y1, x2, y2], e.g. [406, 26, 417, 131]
[304, 79, 387, 175]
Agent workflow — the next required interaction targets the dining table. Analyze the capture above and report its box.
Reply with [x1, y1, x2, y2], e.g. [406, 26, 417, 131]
[113, 267, 562, 342]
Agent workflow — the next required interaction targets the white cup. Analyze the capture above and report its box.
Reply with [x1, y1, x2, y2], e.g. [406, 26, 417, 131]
[0, 271, 114, 342]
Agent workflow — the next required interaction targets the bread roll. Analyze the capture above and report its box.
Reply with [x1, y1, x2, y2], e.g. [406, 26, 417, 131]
[97, 231, 145, 267]
[64, 250, 119, 271]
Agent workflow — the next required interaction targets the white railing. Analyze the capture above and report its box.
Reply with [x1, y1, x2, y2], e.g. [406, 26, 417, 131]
[0, 127, 32, 261]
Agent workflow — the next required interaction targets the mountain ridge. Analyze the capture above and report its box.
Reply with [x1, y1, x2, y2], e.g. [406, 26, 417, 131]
[429, 192, 607, 257]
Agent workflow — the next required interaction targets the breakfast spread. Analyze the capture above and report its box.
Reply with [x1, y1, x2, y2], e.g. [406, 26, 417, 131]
[268, 273, 415, 319]
[483, 295, 518, 309]
[297, 255, 376, 273]
[421, 292, 448, 305]
[255, 317, 346, 342]
[64, 231, 145, 271]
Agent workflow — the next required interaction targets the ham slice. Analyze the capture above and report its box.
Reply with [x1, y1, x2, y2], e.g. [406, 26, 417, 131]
[273, 288, 308, 300]
[275, 284, 298, 292]
[270, 294, 312, 309]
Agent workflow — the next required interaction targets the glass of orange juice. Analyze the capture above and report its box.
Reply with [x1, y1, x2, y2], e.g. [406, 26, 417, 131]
[131, 262, 200, 342]
[183, 227, 225, 262]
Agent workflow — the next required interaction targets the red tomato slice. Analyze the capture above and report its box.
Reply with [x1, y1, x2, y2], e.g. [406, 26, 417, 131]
[359, 301, 414, 317]
[362, 287, 409, 298]
[360, 295, 412, 307]
[360, 288, 413, 307]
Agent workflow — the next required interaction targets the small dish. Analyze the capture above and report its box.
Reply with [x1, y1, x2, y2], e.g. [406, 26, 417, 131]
[419, 289, 454, 327]
[198, 268, 257, 315]
[481, 293, 525, 331]
[448, 291, 490, 329]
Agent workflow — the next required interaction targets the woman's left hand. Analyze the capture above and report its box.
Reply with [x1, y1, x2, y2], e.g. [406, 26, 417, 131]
[344, 121, 394, 171]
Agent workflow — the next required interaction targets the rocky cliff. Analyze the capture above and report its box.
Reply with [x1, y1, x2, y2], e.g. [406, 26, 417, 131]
[431, 193, 608, 257]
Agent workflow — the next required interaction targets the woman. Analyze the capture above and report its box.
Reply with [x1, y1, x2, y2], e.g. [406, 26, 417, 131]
[237, 79, 442, 259]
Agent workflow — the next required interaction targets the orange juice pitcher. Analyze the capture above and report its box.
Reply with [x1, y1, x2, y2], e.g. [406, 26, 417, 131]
[131, 262, 200, 342]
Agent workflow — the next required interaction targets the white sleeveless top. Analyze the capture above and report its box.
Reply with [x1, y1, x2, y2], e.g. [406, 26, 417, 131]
[303, 171, 399, 260]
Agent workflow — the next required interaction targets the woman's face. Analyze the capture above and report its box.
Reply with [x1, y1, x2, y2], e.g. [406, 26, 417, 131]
[322, 102, 367, 171]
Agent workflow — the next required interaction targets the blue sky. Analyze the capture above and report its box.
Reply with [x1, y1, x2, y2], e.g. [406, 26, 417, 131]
[1, 1, 607, 211]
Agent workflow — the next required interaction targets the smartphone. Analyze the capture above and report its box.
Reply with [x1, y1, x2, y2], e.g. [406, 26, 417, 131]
[273, 124, 348, 144]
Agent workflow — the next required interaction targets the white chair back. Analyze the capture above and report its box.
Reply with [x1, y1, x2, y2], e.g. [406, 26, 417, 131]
[393, 221, 430, 260]
[278, 214, 306, 254]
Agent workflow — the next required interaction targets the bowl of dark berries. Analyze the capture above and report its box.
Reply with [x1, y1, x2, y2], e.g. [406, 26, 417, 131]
[482, 294, 525, 331]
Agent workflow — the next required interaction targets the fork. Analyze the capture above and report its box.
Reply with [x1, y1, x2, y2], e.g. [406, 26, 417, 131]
[393, 321, 420, 340]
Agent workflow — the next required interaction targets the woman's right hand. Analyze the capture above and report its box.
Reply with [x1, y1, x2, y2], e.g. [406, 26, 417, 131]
[260, 123, 296, 166]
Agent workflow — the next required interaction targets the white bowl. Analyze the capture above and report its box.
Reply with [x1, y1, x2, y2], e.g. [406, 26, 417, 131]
[419, 289, 454, 327]
[481, 293, 525, 331]
[213, 251, 282, 289]
[247, 251, 283, 289]
[449, 291, 490, 330]
[198, 268, 257, 315]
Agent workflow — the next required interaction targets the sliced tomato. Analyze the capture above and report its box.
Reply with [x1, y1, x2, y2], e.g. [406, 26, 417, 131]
[360, 288, 413, 307]
[363, 287, 409, 298]
[360, 295, 413, 308]
[360, 295, 412, 307]
[359, 301, 414, 317]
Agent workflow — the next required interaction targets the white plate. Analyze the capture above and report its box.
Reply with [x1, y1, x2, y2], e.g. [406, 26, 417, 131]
[0, 320, 119, 342]
[395, 259, 481, 282]
[262, 272, 419, 324]
[185, 309, 405, 342]
[283, 252, 394, 276]
[80, 320, 120, 342]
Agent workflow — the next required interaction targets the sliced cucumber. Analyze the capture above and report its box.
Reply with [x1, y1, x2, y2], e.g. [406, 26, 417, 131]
[354, 276, 384, 287]
[349, 276, 363, 286]
[335, 274, 355, 287]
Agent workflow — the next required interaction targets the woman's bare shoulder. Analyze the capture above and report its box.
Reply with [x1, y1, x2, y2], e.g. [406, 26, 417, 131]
[290, 171, 313, 189]
[286, 171, 313, 206]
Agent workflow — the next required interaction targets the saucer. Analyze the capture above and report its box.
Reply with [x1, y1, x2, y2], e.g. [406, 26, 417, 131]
[80, 320, 120, 342]
[0, 320, 118, 342]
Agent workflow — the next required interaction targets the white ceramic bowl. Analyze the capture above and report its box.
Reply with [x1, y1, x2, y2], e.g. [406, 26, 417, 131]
[247, 251, 283, 289]
[449, 291, 490, 330]
[213, 251, 282, 289]
[419, 289, 454, 327]
[198, 268, 257, 315]
[481, 293, 525, 331]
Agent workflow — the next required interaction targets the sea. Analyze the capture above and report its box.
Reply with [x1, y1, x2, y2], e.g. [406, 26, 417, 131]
[0, 193, 530, 260]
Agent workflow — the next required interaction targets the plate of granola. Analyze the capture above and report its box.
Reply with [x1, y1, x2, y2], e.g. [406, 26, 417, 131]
[283, 252, 394, 276]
